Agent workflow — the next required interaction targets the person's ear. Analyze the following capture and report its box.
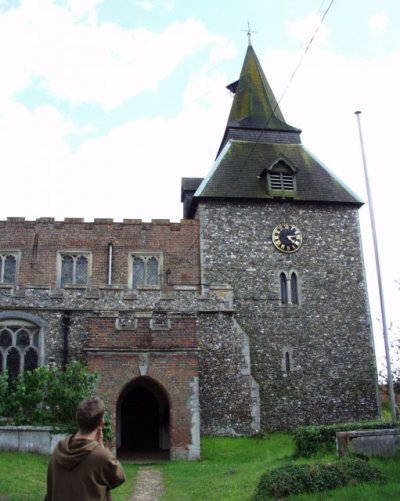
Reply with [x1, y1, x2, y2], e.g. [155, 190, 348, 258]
[99, 417, 105, 428]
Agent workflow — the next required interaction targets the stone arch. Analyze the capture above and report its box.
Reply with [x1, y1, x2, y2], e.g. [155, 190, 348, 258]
[116, 376, 170, 456]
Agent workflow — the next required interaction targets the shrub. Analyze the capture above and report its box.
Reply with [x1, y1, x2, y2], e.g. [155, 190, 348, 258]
[293, 420, 400, 457]
[0, 361, 98, 431]
[254, 457, 383, 499]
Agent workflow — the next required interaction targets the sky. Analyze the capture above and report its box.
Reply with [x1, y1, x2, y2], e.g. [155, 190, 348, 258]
[0, 0, 399, 374]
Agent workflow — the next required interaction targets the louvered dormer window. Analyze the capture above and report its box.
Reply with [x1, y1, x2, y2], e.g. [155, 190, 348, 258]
[269, 171, 295, 191]
[260, 158, 297, 198]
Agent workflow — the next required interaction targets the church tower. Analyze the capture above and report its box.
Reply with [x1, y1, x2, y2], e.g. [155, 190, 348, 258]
[183, 43, 379, 430]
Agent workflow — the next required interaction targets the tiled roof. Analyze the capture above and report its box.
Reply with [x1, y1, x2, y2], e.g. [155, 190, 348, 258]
[195, 140, 362, 206]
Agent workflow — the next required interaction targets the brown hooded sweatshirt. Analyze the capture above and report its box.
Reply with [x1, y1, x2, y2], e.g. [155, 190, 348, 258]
[47, 435, 125, 501]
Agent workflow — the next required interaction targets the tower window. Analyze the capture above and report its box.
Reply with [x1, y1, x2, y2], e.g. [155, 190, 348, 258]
[290, 272, 298, 304]
[260, 158, 297, 198]
[280, 273, 288, 304]
[280, 271, 300, 305]
[285, 351, 291, 372]
[269, 172, 295, 191]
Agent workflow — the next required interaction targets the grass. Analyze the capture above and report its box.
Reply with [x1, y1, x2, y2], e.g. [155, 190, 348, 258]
[160, 433, 294, 500]
[0, 434, 399, 500]
[0, 451, 139, 501]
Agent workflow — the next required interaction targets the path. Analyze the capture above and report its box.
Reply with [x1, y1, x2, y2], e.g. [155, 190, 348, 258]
[130, 466, 164, 501]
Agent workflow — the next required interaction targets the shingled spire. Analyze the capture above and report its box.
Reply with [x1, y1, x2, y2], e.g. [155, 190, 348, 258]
[218, 43, 300, 154]
[187, 43, 362, 208]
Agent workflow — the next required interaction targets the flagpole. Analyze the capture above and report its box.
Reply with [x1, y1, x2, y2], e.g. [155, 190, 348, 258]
[355, 110, 397, 421]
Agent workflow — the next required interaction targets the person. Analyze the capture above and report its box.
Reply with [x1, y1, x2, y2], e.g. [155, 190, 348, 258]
[47, 396, 125, 501]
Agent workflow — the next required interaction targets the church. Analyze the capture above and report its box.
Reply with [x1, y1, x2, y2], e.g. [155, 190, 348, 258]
[0, 43, 379, 460]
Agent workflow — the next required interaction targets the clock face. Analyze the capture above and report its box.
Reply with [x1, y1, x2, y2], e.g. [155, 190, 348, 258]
[272, 224, 303, 253]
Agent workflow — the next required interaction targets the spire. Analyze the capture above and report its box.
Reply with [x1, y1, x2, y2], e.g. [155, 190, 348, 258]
[225, 44, 298, 132]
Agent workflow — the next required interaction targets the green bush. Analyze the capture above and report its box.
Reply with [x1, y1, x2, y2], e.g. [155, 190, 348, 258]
[293, 420, 400, 457]
[254, 457, 383, 499]
[0, 361, 98, 431]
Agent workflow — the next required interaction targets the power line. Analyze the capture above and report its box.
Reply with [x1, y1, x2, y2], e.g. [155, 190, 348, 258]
[171, 0, 336, 273]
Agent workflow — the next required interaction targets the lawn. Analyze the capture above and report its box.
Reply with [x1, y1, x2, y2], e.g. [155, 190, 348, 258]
[0, 452, 138, 501]
[0, 434, 399, 500]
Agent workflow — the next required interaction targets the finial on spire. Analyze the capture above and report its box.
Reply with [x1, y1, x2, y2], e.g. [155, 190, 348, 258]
[242, 21, 256, 46]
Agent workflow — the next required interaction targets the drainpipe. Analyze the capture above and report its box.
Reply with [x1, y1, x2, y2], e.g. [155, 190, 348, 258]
[62, 311, 71, 370]
[108, 242, 113, 285]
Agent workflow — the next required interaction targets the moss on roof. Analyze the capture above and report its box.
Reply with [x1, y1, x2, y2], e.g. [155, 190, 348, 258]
[195, 140, 362, 206]
[226, 45, 299, 133]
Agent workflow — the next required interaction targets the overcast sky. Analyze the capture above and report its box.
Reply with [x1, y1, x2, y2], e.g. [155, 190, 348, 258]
[1, 0, 399, 371]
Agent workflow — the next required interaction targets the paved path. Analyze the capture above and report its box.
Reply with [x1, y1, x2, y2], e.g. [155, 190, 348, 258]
[131, 466, 164, 501]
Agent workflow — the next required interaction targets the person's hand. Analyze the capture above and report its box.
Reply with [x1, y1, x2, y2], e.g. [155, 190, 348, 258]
[96, 426, 104, 447]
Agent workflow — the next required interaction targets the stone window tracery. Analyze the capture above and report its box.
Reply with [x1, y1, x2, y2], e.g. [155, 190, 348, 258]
[0, 320, 42, 384]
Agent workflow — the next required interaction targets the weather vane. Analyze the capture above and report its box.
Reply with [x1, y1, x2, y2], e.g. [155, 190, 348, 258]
[242, 21, 256, 45]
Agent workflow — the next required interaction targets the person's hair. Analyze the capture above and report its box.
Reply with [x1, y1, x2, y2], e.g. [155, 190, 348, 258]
[76, 396, 105, 433]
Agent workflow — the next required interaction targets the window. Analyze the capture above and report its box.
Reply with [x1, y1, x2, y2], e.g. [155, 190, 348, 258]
[0, 253, 18, 284]
[269, 172, 295, 191]
[129, 253, 162, 289]
[280, 271, 299, 305]
[260, 158, 297, 198]
[290, 272, 298, 304]
[280, 273, 288, 304]
[285, 351, 291, 372]
[0, 320, 41, 384]
[282, 348, 293, 373]
[58, 253, 91, 287]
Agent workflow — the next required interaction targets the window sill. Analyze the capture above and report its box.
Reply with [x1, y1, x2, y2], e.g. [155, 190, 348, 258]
[60, 284, 88, 290]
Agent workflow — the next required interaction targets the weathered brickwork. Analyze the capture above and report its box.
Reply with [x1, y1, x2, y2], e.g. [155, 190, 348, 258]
[0, 216, 259, 457]
[198, 200, 379, 430]
[0, 218, 200, 290]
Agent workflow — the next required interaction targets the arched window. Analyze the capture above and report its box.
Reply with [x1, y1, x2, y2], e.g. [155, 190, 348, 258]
[0, 317, 44, 385]
[280, 272, 288, 304]
[280, 271, 300, 305]
[282, 348, 293, 373]
[285, 351, 291, 372]
[290, 272, 298, 304]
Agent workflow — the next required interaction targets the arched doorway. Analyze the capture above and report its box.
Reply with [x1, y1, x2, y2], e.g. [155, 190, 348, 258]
[117, 377, 170, 458]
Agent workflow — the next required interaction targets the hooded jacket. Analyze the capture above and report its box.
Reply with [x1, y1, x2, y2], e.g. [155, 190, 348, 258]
[47, 435, 125, 501]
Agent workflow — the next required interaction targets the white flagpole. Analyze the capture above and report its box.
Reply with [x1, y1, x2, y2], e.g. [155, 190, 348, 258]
[355, 110, 397, 421]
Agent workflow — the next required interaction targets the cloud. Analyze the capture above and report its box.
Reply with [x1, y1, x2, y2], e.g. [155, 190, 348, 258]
[0, 2, 227, 109]
[368, 11, 388, 34]
[285, 11, 330, 46]
[134, 0, 174, 11]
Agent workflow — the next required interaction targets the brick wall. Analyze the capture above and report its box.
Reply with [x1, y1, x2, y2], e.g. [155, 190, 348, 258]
[0, 218, 200, 290]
